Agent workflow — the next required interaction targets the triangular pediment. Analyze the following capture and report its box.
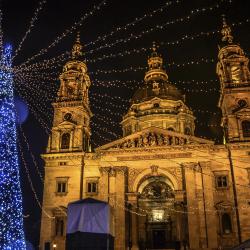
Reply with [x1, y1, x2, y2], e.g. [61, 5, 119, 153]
[96, 127, 213, 151]
[57, 120, 76, 128]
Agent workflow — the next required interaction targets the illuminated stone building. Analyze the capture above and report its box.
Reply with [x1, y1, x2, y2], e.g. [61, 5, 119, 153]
[40, 21, 250, 250]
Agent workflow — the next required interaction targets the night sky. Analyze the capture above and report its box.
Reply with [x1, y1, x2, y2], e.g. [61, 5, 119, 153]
[1, 0, 250, 248]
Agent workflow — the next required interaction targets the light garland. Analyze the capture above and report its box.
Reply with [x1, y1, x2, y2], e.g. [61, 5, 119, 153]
[86, 17, 249, 58]
[18, 125, 44, 183]
[0, 45, 26, 249]
[93, 113, 121, 127]
[18, 138, 54, 219]
[19, 0, 108, 67]
[91, 120, 120, 138]
[88, 58, 215, 75]
[85, 0, 183, 49]
[85, 2, 223, 54]
[13, 0, 47, 59]
[91, 78, 219, 92]
[14, 51, 70, 73]
[0, 10, 3, 57]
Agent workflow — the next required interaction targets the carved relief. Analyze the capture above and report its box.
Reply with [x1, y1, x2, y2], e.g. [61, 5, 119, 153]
[128, 168, 147, 192]
[140, 181, 174, 199]
[112, 132, 188, 149]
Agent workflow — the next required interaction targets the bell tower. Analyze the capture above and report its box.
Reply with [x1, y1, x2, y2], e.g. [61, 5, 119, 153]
[217, 18, 250, 142]
[47, 33, 92, 153]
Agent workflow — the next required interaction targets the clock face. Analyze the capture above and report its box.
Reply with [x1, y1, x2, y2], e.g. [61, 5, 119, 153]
[64, 113, 72, 121]
[238, 99, 247, 108]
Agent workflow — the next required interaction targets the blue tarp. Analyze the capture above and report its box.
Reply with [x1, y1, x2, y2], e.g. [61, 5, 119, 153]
[67, 198, 112, 235]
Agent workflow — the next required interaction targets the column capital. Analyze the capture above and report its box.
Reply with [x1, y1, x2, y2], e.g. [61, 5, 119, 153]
[126, 192, 139, 203]
[115, 166, 128, 174]
[98, 166, 111, 175]
[198, 161, 212, 169]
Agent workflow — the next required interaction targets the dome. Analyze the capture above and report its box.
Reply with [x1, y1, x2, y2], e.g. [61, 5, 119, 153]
[131, 80, 184, 104]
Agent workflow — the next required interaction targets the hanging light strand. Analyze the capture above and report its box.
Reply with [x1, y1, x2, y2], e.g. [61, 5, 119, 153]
[85, 2, 223, 55]
[13, 0, 47, 59]
[85, 0, 184, 48]
[19, 0, 108, 67]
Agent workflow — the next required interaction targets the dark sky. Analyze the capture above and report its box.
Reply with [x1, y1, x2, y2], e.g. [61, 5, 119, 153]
[2, 0, 250, 248]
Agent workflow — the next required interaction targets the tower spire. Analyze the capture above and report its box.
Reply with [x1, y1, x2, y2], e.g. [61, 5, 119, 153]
[72, 31, 83, 59]
[221, 16, 233, 44]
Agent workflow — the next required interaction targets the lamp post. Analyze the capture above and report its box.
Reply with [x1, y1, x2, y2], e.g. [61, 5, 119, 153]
[53, 243, 57, 250]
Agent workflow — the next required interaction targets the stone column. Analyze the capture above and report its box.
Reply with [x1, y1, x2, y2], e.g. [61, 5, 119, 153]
[46, 135, 51, 152]
[69, 130, 73, 150]
[98, 167, 110, 202]
[199, 161, 218, 249]
[184, 162, 200, 249]
[174, 191, 185, 243]
[114, 166, 127, 250]
[179, 119, 185, 134]
[127, 193, 139, 250]
[55, 130, 60, 151]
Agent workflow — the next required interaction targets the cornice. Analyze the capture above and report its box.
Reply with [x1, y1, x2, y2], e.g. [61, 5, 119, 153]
[41, 151, 85, 160]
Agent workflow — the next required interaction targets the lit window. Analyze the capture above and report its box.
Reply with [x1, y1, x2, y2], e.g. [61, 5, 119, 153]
[152, 210, 164, 222]
[221, 213, 232, 234]
[242, 120, 250, 137]
[61, 133, 70, 149]
[56, 177, 68, 194]
[87, 182, 98, 194]
[216, 176, 228, 188]
[55, 218, 64, 236]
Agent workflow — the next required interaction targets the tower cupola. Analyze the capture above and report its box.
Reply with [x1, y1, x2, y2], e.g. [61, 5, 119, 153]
[217, 18, 250, 142]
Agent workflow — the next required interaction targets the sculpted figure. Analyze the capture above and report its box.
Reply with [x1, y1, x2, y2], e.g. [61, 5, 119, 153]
[143, 134, 149, 146]
[179, 137, 185, 145]
[127, 139, 133, 148]
[122, 141, 128, 148]
[157, 134, 164, 146]
[163, 135, 170, 145]
[137, 136, 143, 147]
[149, 133, 156, 146]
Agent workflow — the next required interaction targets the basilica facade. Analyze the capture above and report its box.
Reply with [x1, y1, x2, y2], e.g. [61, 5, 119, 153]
[40, 20, 250, 250]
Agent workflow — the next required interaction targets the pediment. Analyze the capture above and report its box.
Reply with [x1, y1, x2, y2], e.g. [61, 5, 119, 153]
[57, 120, 76, 128]
[96, 127, 213, 151]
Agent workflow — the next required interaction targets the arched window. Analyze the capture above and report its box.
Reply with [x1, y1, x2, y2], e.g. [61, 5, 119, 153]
[184, 127, 191, 135]
[222, 213, 232, 234]
[61, 133, 70, 149]
[242, 120, 250, 137]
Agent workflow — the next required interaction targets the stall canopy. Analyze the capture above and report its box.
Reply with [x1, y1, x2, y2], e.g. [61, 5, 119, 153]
[66, 198, 114, 250]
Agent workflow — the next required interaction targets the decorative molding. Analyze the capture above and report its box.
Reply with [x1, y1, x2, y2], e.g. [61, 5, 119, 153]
[117, 152, 191, 161]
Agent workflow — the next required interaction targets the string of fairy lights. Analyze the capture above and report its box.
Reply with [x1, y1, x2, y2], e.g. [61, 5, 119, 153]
[84, 1, 224, 54]
[19, 0, 108, 67]
[1, 0, 249, 237]
[84, 0, 184, 49]
[13, 0, 47, 59]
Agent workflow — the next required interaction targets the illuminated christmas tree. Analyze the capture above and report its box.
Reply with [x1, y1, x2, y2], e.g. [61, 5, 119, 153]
[0, 45, 26, 249]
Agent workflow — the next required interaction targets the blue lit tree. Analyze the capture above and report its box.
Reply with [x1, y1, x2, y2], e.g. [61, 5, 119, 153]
[0, 45, 26, 249]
